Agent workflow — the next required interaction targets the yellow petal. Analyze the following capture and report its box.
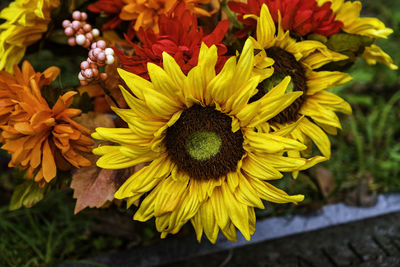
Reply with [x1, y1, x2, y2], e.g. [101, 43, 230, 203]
[142, 88, 182, 120]
[167, 190, 200, 234]
[114, 155, 173, 199]
[221, 183, 251, 241]
[162, 52, 186, 89]
[257, 4, 275, 48]
[245, 130, 307, 154]
[93, 127, 149, 146]
[241, 152, 283, 180]
[154, 177, 188, 216]
[297, 118, 331, 158]
[133, 185, 161, 221]
[235, 172, 264, 208]
[200, 200, 219, 244]
[117, 68, 153, 100]
[299, 99, 342, 129]
[362, 44, 398, 70]
[210, 187, 230, 230]
[247, 91, 303, 127]
[306, 71, 353, 95]
[147, 62, 183, 101]
[259, 154, 306, 172]
[249, 177, 304, 203]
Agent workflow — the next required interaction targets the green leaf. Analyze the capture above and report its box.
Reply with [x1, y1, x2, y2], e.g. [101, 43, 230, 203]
[9, 181, 47, 211]
[327, 33, 373, 53]
[307, 34, 328, 44]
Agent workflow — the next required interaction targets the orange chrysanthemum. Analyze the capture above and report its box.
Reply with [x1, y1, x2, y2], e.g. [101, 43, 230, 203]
[0, 61, 94, 186]
[119, 0, 214, 33]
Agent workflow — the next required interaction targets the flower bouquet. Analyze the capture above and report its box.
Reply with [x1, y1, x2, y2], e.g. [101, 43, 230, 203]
[0, 0, 397, 244]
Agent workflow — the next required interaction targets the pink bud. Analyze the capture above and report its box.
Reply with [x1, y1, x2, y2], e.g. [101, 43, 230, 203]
[100, 73, 108, 80]
[92, 28, 100, 37]
[93, 48, 102, 57]
[83, 24, 92, 32]
[80, 61, 89, 69]
[64, 27, 74, 36]
[62, 20, 71, 28]
[90, 63, 98, 69]
[85, 33, 93, 42]
[91, 43, 97, 49]
[97, 40, 106, 49]
[72, 21, 81, 31]
[72, 11, 81, 21]
[97, 52, 106, 61]
[68, 37, 76, 46]
[81, 12, 88, 21]
[89, 50, 96, 61]
[84, 69, 93, 78]
[80, 80, 89, 86]
[76, 34, 86, 45]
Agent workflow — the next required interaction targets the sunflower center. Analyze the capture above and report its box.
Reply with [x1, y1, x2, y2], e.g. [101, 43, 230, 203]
[164, 105, 245, 180]
[185, 131, 222, 161]
[253, 47, 307, 124]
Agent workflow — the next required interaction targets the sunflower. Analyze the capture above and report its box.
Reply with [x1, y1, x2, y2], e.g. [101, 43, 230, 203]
[93, 39, 324, 243]
[316, 0, 397, 69]
[0, 61, 94, 186]
[250, 4, 352, 161]
[0, 0, 60, 72]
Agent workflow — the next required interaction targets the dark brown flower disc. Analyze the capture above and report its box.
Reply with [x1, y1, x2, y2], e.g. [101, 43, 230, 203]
[251, 47, 308, 124]
[164, 105, 245, 180]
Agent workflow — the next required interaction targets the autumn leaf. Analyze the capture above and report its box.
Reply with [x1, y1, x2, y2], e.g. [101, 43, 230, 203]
[315, 167, 336, 198]
[73, 111, 115, 132]
[71, 112, 120, 213]
[71, 154, 119, 214]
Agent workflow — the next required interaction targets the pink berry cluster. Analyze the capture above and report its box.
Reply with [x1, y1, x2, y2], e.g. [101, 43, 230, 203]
[78, 40, 115, 85]
[63, 11, 100, 48]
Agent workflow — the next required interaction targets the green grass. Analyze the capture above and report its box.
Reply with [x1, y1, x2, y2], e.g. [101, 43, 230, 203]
[0, 190, 99, 267]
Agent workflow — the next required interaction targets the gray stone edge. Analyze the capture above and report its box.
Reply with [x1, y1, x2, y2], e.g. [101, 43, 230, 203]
[62, 193, 400, 267]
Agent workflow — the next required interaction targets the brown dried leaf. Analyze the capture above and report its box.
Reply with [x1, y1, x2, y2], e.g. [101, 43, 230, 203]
[71, 112, 118, 214]
[73, 111, 115, 133]
[315, 167, 336, 198]
[344, 172, 377, 207]
[71, 154, 118, 214]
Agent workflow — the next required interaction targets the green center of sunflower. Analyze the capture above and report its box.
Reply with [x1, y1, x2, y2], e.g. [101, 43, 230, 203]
[251, 47, 308, 124]
[164, 105, 245, 180]
[185, 131, 222, 161]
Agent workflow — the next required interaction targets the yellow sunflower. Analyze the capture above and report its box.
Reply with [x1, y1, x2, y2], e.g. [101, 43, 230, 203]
[316, 0, 397, 70]
[250, 5, 353, 163]
[0, 0, 60, 72]
[92, 39, 324, 243]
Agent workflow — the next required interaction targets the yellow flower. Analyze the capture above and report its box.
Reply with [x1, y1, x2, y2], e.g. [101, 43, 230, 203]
[0, 0, 60, 72]
[251, 5, 352, 165]
[92, 40, 322, 243]
[316, 0, 397, 70]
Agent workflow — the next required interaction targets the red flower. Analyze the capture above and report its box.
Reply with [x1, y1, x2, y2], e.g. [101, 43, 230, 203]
[228, 0, 343, 38]
[88, 0, 128, 30]
[115, 2, 229, 80]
